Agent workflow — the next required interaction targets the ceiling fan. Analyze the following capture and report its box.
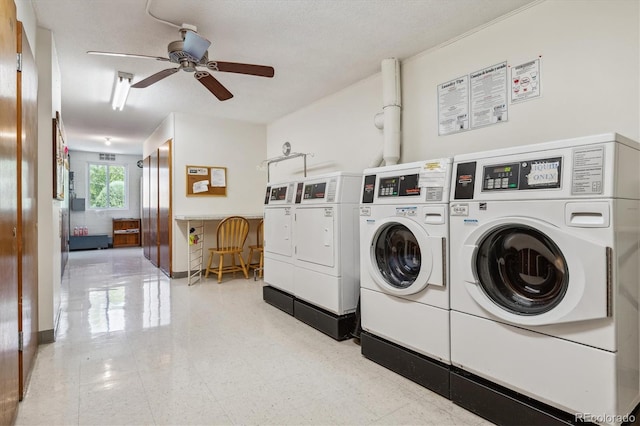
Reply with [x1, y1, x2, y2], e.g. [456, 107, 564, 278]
[88, 24, 274, 101]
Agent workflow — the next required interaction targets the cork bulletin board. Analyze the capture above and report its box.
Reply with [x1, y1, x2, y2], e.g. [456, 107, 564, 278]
[186, 165, 227, 196]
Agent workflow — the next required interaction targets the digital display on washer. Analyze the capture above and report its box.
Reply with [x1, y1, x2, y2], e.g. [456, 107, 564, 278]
[378, 174, 420, 197]
[482, 157, 562, 191]
[270, 186, 288, 201]
[303, 182, 326, 199]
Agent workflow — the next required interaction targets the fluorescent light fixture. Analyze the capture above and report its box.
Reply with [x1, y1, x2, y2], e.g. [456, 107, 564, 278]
[111, 71, 133, 111]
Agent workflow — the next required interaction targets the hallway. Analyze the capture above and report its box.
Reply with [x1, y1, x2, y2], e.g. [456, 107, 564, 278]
[15, 248, 487, 425]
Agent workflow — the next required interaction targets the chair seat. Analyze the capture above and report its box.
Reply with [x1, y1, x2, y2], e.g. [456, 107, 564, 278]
[204, 216, 250, 283]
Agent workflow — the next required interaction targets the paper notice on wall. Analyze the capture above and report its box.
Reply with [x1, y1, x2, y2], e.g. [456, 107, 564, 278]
[187, 167, 208, 175]
[211, 169, 226, 187]
[193, 180, 209, 193]
[438, 76, 469, 135]
[511, 58, 541, 103]
[470, 62, 508, 128]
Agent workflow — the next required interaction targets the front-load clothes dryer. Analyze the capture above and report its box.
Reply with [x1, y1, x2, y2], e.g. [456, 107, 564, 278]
[292, 172, 362, 340]
[449, 133, 640, 425]
[263, 180, 300, 314]
[359, 159, 452, 398]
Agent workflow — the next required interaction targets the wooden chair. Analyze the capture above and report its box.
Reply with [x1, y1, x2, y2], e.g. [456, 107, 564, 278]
[246, 219, 264, 279]
[205, 216, 250, 283]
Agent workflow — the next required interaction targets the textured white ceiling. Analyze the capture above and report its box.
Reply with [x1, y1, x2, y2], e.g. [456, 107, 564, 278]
[31, 0, 536, 155]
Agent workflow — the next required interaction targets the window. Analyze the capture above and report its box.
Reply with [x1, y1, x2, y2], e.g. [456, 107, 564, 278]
[88, 163, 127, 209]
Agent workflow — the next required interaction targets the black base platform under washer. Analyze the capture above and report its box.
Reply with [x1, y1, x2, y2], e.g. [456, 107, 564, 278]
[263, 286, 294, 315]
[450, 367, 591, 425]
[293, 299, 355, 341]
[361, 331, 450, 399]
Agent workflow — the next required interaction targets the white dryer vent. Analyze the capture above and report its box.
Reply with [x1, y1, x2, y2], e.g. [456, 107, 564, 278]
[99, 153, 116, 161]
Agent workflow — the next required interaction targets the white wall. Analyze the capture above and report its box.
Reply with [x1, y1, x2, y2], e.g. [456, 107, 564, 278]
[171, 112, 266, 273]
[15, 0, 37, 56]
[402, 0, 639, 160]
[68, 150, 143, 235]
[142, 112, 266, 274]
[267, 0, 640, 180]
[267, 75, 384, 180]
[36, 27, 63, 336]
[143, 113, 174, 157]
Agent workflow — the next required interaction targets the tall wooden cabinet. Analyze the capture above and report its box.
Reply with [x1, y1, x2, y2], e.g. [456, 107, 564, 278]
[148, 149, 159, 266]
[0, 1, 19, 423]
[142, 139, 172, 276]
[142, 156, 150, 260]
[17, 20, 38, 401]
[158, 142, 172, 276]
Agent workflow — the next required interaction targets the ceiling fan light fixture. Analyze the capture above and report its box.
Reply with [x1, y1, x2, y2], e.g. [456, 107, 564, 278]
[111, 71, 133, 111]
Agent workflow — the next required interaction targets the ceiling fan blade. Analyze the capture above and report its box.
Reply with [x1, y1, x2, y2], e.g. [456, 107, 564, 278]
[194, 71, 233, 101]
[131, 68, 179, 88]
[183, 31, 211, 62]
[87, 51, 170, 62]
[207, 61, 275, 78]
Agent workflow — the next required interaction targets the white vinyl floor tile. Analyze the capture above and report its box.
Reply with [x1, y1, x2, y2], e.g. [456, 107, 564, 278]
[15, 247, 489, 426]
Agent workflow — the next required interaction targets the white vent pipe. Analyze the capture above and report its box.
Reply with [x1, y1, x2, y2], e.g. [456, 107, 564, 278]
[381, 58, 401, 166]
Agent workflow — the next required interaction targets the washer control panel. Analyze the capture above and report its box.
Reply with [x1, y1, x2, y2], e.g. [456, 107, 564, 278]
[378, 174, 420, 197]
[482, 156, 562, 191]
[303, 182, 326, 199]
[482, 163, 520, 190]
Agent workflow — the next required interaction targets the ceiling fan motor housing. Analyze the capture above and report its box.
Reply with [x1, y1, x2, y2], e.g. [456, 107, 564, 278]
[167, 40, 207, 67]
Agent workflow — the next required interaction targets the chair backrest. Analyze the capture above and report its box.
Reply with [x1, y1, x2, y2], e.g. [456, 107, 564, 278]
[257, 219, 264, 248]
[216, 216, 250, 250]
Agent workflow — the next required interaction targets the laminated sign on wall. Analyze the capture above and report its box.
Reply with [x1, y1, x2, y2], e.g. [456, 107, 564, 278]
[438, 76, 469, 136]
[470, 62, 508, 128]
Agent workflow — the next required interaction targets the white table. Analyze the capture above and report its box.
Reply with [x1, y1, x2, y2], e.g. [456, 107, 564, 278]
[175, 214, 263, 285]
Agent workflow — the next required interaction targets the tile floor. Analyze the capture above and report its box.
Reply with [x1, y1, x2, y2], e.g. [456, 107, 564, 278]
[16, 247, 490, 425]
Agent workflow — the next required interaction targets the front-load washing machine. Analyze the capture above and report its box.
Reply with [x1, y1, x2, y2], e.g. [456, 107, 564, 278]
[359, 159, 452, 398]
[292, 172, 362, 340]
[449, 133, 640, 425]
[263, 179, 300, 314]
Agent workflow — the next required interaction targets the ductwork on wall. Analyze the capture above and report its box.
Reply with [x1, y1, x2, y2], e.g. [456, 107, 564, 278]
[371, 58, 401, 167]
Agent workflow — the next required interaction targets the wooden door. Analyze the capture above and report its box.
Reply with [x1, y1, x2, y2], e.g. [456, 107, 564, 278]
[142, 156, 150, 260]
[158, 140, 172, 276]
[17, 20, 38, 401]
[0, 0, 19, 423]
[149, 149, 159, 266]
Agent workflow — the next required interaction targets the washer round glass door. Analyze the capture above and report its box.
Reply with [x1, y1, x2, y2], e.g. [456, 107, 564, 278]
[369, 216, 434, 296]
[475, 225, 569, 315]
[375, 223, 421, 288]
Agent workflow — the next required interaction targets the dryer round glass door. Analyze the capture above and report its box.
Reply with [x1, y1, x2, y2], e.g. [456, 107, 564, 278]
[475, 225, 569, 315]
[374, 223, 421, 289]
